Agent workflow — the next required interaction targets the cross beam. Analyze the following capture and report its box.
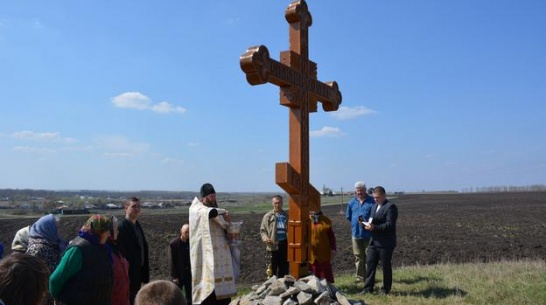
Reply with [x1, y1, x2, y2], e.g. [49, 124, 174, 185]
[240, 0, 342, 279]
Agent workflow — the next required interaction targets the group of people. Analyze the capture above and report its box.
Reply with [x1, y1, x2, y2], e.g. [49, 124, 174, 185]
[0, 183, 235, 305]
[0, 181, 398, 305]
[0, 196, 180, 305]
[259, 195, 338, 283]
[259, 181, 398, 295]
[346, 182, 399, 295]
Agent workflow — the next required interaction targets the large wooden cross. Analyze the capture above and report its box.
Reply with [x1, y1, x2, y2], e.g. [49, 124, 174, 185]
[240, 0, 342, 278]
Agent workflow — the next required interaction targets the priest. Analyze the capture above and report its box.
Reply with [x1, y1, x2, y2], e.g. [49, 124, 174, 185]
[189, 183, 237, 305]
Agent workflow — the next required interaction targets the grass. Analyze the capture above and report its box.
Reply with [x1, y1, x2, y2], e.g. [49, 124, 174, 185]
[237, 260, 546, 305]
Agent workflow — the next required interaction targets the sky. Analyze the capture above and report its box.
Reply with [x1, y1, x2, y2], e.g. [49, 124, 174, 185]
[1, 1, 545, 193]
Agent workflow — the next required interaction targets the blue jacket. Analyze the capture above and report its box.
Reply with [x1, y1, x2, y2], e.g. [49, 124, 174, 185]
[345, 196, 374, 239]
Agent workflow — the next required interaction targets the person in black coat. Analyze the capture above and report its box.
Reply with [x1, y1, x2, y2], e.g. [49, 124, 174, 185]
[117, 197, 150, 305]
[360, 186, 398, 295]
[169, 224, 192, 305]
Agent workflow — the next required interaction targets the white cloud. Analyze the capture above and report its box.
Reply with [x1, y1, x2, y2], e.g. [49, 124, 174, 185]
[310, 126, 345, 137]
[11, 130, 77, 143]
[187, 142, 200, 147]
[13, 146, 57, 154]
[151, 101, 186, 114]
[162, 158, 184, 164]
[95, 135, 150, 156]
[60, 146, 94, 152]
[329, 106, 376, 120]
[112, 92, 150, 110]
[102, 152, 133, 159]
[112, 92, 186, 114]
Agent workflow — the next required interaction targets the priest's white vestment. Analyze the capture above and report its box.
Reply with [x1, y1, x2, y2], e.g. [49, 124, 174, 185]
[189, 197, 237, 304]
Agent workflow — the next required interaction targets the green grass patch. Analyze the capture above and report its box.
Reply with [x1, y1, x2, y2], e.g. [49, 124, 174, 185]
[237, 260, 546, 305]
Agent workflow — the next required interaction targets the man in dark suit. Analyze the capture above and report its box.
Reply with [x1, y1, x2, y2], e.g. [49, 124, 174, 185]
[117, 197, 150, 305]
[360, 186, 398, 295]
[169, 223, 192, 305]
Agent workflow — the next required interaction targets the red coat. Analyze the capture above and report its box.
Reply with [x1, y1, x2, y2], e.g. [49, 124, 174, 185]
[309, 214, 337, 282]
[112, 250, 130, 305]
[309, 215, 336, 264]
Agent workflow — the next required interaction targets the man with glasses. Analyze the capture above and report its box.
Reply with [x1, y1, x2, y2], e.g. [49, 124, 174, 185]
[118, 197, 150, 305]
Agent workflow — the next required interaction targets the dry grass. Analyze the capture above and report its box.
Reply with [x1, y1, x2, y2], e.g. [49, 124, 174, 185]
[335, 259, 546, 305]
[238, 260, 546, 305]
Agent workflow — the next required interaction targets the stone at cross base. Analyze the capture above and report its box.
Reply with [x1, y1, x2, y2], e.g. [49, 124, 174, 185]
[240, 0, 342, 279]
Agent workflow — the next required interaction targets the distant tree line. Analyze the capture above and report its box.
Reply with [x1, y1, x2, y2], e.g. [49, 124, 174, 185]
[0, 189, 199, 201]
[461, 184, 546, 193]
[2, 185, 545, 205]
[0, 188, 278, 211]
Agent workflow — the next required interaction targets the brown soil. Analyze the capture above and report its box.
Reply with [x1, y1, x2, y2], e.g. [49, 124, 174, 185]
[1, 192, 544, 286]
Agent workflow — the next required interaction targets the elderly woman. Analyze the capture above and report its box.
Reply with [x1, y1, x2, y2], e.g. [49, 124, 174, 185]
[26, 214, 67, 305]
[26, 214, 67, 273]
[0, 252, 50, 305]
[50, 214, 114, 305]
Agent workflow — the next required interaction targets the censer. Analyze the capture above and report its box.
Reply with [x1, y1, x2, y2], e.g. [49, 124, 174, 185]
[265, 251, 273, 278]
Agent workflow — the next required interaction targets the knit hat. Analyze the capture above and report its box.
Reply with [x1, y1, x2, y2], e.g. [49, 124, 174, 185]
[82, 214, 112, 235]
[200, 183, 216, 198]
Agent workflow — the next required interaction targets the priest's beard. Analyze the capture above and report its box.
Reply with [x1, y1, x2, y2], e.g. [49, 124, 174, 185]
[204, 198, 218, 208]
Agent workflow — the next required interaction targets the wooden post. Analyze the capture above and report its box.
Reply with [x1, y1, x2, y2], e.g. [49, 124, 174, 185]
[240, 0, 342, 278]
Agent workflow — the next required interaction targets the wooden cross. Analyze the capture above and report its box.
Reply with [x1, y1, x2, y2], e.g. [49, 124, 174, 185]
[240, 0, 342, 278]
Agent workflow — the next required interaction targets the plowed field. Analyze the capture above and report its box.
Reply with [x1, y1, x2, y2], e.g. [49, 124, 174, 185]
[1, 192, 544, 286]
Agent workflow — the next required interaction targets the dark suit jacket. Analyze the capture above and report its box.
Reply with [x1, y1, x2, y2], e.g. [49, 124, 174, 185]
[117, 218, 150, 289]
[169, 237, 191, 285]
[369, 200, 398, 249]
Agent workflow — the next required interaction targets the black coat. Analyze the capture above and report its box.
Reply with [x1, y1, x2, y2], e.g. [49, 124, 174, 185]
[369, 200, 398, 249]
[169, 237, 191, 284]
[117, 218, 149, 303]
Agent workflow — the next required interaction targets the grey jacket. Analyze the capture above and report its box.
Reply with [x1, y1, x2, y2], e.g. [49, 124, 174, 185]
[260, 210, 288, 251]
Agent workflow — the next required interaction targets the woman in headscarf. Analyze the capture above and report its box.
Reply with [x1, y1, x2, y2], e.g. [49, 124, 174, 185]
[26, 214, 67, 305]
[50, 214, 114, 305]
[26, 214, 67, 273]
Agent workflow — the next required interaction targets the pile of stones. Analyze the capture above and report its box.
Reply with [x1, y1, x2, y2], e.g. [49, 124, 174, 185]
[229, 275, 365, 305]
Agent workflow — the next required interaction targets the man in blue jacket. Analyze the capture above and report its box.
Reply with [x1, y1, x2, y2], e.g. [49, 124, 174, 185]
[345, 181, 374, 282]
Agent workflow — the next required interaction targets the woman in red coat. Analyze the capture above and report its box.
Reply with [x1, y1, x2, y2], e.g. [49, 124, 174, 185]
[109, 216, 131, 305]
[309, 210, 337, 283]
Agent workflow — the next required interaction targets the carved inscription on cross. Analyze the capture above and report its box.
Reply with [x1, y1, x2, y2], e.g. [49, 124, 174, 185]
[240, 0, 342, 278]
